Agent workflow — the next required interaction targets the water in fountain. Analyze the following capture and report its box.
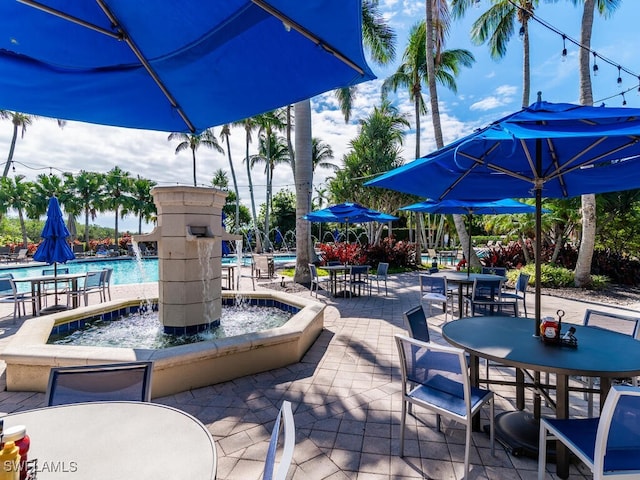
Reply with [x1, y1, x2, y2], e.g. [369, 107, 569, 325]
[130, 238, 155, 312]
[48, 304, 293, 349]
[195, 238, 217, 323]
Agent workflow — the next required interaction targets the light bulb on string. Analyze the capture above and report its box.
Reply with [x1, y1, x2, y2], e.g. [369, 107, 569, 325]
[622, 92, 627, 106]
[617, 66, 622, 88]
[561, 35, 567, 62]
[637, 77, 640, 95]
[592, 52, 599, 76]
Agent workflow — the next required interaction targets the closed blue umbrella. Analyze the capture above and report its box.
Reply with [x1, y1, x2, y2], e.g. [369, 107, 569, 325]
[33, 197, 76, 310]
[0, 1, 374, 133]
[275, 228, 284, 245]
[368, 100, 640, 333]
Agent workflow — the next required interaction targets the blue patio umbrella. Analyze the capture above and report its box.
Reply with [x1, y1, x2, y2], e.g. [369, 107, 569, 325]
[304, 203, 399, 243]
[367, 99, 640, 334]
[401, 199, 545, 275]
[33, 197, 76, 310]
[0, 1, 375, 134]
[275, 228, 284, 245]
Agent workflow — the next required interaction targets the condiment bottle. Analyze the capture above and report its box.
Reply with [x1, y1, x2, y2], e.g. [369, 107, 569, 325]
[0, 441, 20, 480]
[1, 426, 29, 480]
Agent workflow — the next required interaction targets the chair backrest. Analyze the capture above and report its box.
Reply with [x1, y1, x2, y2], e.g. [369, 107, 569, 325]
[428, 267, 439, 274]
[83, 271, 103, 289]
[72, 244, 84, 254]
[515, 272, 530, 294]
[395, 334, 469, 409]
[583, 309, 640, 339]
[376, 262, 389, 276]
[0, 272, 14, 279]
[593, 385, 640, 476]
[481, 266, 507, 277]
[42, 267, 69, 276]
[0, 277, 16, 296]
[16, 249, 28, 259]
[427, 248, 437, 259]
[327, 261, 342, 266]
[349, 265, 368, 276]
[263, 401, 296, 480]
[308, 264, 317, 279]
[471, 278, 503, 301]
[46, 361, 153, 406]
[103, 267, 113, 284]
[419, 274, 447, 296]
[403, 305, 430, 342]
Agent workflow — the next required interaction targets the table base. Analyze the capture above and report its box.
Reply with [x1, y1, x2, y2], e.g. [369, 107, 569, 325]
[40, 304, 70, 315]
[485, 411, 556, 461]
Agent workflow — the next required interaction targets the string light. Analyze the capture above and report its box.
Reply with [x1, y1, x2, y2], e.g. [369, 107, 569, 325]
[617, 66, 623, 88]
[508, 0, 640, 106]
[622, 92, 627, 106]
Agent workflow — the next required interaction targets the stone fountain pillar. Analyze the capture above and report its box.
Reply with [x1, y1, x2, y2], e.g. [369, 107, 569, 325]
[133, 186, 239, 334]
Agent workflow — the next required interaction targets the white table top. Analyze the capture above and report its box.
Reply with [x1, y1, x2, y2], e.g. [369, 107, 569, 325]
[3, 401, 217, 479]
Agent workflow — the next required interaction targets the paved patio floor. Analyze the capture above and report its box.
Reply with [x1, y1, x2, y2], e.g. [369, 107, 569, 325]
[1, 268, 638, 479]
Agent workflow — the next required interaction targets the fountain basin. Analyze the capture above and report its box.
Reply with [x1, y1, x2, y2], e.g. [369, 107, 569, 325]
[2, 291, 324, 398]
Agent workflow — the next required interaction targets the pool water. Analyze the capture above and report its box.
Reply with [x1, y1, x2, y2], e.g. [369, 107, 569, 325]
[48, 304, 293, 349]
[0, 254, 297, 289]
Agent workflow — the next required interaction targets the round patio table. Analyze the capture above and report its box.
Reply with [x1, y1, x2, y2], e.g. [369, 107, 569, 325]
[442, 316, 640, 479]
[2, 401, 217, 479]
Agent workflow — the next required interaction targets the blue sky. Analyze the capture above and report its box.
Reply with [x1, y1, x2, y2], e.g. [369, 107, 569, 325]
[1, 0, 638, 232]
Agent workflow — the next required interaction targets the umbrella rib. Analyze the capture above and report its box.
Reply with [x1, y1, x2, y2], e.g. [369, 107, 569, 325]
[17, 0, 121, 39]
[251, 0, 365, 76]
[544, 138, 569, 197]
[95, 0, 196, 133]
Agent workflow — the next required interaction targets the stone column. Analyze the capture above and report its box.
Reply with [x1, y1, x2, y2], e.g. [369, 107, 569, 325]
[134, 186, 227, 334]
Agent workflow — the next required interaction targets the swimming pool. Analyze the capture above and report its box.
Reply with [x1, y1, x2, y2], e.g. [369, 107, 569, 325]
[0, 254, 297, 289]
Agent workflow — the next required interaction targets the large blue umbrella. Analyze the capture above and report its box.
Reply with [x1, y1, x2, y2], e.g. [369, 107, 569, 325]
[33, 197, 76, 309]
[400, 199, 544, 275]
[0, 1, 375, 133]
[367, 100, 640, 333]
[304, 202, 399, 243]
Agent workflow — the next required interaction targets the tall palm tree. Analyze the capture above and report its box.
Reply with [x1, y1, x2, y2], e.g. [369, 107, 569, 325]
[311, 138, 337, 172]
[573, 0, 621, 287]
[452, 0, 538, 108]
[294, 0, 397, 281]
[124, 176, 157, 235]
[102, 167, 134, 247]
[168, 128, 224, 187]
[0, 175, 33, 247]
[253, 110, 287, 248]
[1, 112, 34, 179]
[234, 117, 262, 252]
[220, 124, 241, 233]
[64, 171, 104, 244]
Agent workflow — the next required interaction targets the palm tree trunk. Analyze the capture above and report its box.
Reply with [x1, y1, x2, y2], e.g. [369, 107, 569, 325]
[293, 100, 313, 284]
[18, 208, 28, 248]
[114, 207, 119, 251]
[2, 123, 17, 178]
[224, 133, 241, 233]
[191, 148, 197, 186]
[245, 130, 262, 253]
[575, 0, 596, 287]
[84, 206, 90, 244]
[521, 22, 531, 107]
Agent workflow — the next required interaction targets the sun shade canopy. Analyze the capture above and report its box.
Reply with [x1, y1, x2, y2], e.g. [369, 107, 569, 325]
[0, 0, 375, 133]
[304, 203, 399, 224]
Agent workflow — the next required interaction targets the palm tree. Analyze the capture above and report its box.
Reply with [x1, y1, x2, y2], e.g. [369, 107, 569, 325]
[125, 176, 157, 235]
[64, 171, 104, 244]
[220, 124, 241, 233]
[29, 173, 66, 218]
[102, 167, 134, 247]
[168, 128, 224, 187]
[311, 138, 337, 172]
[253, 110, 287, 244]
[1, 112, 34, 179]
[235, 117, 262, 252]
[293, 0, 397, 281]
[0, 175, 33, 247]
[451, 0, 538, 108]
[573, 0, 621, 287]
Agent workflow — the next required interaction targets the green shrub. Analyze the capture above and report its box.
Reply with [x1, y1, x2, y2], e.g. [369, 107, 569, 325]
[508, 263, 609, 289]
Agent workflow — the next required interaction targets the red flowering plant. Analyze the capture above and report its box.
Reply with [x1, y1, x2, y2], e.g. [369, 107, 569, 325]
[317, 242, 367, 265]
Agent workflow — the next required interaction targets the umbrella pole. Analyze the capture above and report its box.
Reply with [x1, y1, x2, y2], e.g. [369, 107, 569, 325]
[54, 262, 58, 306]
[467, 213, 472, 277]
[534, 140, 543, 336]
